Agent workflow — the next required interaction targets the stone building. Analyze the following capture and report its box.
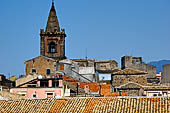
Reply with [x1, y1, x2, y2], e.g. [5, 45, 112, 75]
[95, 60, 119, 81]
[23, 2, 102, 94]
[162, 64, 170, 84]
[144, 86, 170, 96]
[72, 59, 118, 80]
[0, 74, 14, 89]
[95, 60, 118, 73]
[0, 74, 6, 85]
[25, 2, 66, 77]
[25, 56, 56, 77]
[111, 68, 148, 96]
[72, 59, 95, 67]
[121, 56, 156, 78]
[24, 1, 120, 81]
[59, 59, 98, 82]
[72, 59, 118, 72]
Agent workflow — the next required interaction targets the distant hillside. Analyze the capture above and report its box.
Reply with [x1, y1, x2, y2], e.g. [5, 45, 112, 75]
[148, 60, 170, 73]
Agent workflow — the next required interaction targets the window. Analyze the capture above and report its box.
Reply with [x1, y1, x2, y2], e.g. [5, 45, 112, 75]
[136, 61, 140, 64]
[52, 80, 59, 87]
[27, 84, 37, 88]
[153, 94, 157, 96]
[46, 92, 54, 98]
[85, 85, 89, 94]
[33, 93, 37, 98]
[21, 94, 26, 96]
[40, 80, 48, 87]
[18, 92, 26, 97]
[0, 86, 2, 91]
[48, 41, 56, 53]
[46, 69, 51, 75]
[60, 64, 64, 71]
[85, 85, 88, 89]
[163, 92, 167, 96]
[27, 81, 37, 87]
[32, 69, 36, 73]
[59, 75, 63, 79]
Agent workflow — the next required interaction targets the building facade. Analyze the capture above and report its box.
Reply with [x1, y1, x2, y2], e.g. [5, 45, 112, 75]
[121, 56, 156, 78]
[111, 68, 148, 96]
[10, 74, 65, 99]
[25, 56, 56, 77]
[162, 64, 170, 83]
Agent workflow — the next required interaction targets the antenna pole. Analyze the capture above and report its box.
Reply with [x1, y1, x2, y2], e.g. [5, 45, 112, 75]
[85, 48, 87, 59]
[85, 48, 88, 67]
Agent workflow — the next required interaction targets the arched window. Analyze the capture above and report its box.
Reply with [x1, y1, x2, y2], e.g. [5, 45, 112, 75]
[32, 69, 36, 74]
[46, 69, 51, 75]
[48, 41, 56, 53]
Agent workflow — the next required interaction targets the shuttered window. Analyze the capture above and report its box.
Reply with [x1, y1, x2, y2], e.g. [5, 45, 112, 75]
[60, 64, 64, 71]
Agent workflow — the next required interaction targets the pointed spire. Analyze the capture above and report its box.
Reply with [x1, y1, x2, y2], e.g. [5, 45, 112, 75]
[46, 2, 60, 33]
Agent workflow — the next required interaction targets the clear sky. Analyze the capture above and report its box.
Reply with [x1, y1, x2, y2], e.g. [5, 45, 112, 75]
[0, 0, 170, 77]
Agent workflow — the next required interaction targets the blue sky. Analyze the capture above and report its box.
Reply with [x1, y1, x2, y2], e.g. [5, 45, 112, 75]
[0, 0, 170, 77]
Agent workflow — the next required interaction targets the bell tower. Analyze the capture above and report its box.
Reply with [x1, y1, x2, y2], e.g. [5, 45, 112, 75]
[40, 2, 66, 60]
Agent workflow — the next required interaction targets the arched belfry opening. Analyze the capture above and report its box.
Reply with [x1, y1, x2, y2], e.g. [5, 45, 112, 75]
[48, 41, 56, 53]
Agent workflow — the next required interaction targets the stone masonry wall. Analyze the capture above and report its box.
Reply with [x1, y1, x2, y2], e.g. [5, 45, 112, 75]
[95, 61, 117, 71]
[121, 56, 156, 78]
[112, 75, 147, 87]
[25, 57, 55, 77]
[162, 64, 170, 83]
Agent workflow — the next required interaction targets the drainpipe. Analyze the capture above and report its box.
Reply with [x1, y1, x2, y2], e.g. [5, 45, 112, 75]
[76, 82, 79, 96]
[53, 61, 57, 87]
[99, 83, 101, 96]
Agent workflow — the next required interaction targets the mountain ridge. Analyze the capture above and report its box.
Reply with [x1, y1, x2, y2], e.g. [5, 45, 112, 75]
[148, 60, 170, 73]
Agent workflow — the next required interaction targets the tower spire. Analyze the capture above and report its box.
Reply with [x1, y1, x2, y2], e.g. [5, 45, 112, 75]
[45, 1, 60, 33]
[40, 1, 66, 60]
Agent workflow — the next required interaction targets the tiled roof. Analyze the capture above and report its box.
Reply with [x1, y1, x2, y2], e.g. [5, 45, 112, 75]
[112, 68, 147, 75]
[63, 75, 99, 92]
[0, 91, 27, 100]
[24, 55, 55, 63]
[0, 97, 169, 112]
[63, 75, 114, 95]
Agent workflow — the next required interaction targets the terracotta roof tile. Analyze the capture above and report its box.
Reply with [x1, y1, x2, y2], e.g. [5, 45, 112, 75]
[0, 97, 169, 112]
[63, 75, 112, 94]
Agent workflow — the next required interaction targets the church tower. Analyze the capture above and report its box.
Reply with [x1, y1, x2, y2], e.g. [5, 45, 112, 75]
[40, 2, 66, 60]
